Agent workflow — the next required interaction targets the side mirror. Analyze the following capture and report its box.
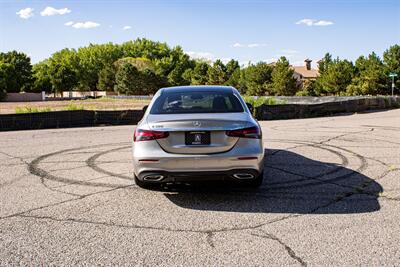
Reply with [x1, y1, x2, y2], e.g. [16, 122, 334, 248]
[142, 105, 148, 113]
[246, 103, 254, 113]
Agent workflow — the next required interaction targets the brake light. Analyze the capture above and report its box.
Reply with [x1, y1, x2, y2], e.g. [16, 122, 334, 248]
[226, 126, 261, 139]
[134, 129, 169, 142]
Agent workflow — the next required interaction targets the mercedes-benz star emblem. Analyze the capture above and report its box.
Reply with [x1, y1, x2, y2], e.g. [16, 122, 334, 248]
[193, 121, 201, 127]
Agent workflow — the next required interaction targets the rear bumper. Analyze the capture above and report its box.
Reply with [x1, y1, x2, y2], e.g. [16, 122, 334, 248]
[132, 138, 264, 180]
[137, 169, 261, 183]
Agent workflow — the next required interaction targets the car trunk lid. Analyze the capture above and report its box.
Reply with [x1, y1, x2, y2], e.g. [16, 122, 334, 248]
[146, 113, 252, 154]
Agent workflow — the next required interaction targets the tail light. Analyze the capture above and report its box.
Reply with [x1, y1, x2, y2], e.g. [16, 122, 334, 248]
[134, 129, 169, 142]
[226, 126, 261, 139]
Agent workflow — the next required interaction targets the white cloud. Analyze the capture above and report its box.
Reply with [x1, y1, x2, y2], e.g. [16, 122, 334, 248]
[185, 51, 214, 61]
[296, 18, 315, 26]
[314, 20, 334, 26]
[40, 6, 71, 16]
[123, 25, 132, 30]
[247, 43, 267, 48]
[233, 42, 245, 48]
[233, 42, 267, 48]
[72, 21, 100, 29]
[296, 18, 334, 26]
[65, 21, 100, 29]
[16, 7, 34, 19]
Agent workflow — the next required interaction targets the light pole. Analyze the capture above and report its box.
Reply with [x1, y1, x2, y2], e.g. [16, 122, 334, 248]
[389, 73, 398, 96]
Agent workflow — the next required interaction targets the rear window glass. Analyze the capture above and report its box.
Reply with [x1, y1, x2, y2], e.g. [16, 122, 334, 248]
[150, 91, 244, 114]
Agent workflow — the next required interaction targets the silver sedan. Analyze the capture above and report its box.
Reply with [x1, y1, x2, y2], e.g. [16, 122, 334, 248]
[132, 86, 264, 188]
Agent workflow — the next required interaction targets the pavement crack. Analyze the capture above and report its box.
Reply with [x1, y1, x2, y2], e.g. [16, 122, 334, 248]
[251, 231, 307, 266]
[0, 150, 29, 165]
[318, 128, 374, 145]
[206, 232, 215, 248]
[0, 184, 134, 221]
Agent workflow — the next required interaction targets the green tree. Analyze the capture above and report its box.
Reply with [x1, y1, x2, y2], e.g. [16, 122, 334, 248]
[48, 48, 79, 95]
[383, 44, 400, 89]
[296, 79, 317, 96]
[0, 61, 11, 99]
[225, 59, 240, 77]
[207, 59, 227, 85]
[49, 63, 78, 96]
[97, 65, 116, 91]
[142, 69, 167, 95]
[0, 61, 7, 100]
[166, 46, 194, 86]
[317, 53, 332, 74]
[189, 61, 210, 85]
[224, 59, 241, 87]
[122, 38, 170, 60]
[77, 43, 123, 91]
[239, 62, 273, 95]
[346, 52, 386, 95]
[114, 57, 154, 71]
[114, 63, 145, 95]
[271, 57, 298, 95]
[316, 56, 354, 95]
[0, 51, 33, 92]
[32, 60, 52, 93]
[0, 89, 6, 101]
[225, 68, 241, 88]
[114, 57, 167, 94]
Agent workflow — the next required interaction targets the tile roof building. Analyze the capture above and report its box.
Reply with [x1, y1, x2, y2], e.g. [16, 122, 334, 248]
[292, 59, 319, 87]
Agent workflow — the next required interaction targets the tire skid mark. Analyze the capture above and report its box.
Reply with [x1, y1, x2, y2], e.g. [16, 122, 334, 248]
[20, 137, 382, 249]
[265, 140, 349, 186]
[265, 140, 367, 190]
[86, 145, 132, 181]
[28, 142, 131, 189]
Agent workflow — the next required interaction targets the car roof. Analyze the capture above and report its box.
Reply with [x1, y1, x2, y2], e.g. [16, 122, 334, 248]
[159, 85, 236, 94]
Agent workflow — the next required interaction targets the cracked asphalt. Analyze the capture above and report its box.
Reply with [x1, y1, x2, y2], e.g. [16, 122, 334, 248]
[1, 109, 400, 266]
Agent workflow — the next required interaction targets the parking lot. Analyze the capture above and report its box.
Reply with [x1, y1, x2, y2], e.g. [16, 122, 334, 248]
[1, 109, 399, 266]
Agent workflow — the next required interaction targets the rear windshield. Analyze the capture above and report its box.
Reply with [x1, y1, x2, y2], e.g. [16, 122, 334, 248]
[150, 91, 244, 114]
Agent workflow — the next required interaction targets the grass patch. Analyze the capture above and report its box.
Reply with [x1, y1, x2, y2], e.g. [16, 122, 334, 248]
[15, 107, 52, 114]
[64, 103, 84, 111]
[243, 96, 287, 107]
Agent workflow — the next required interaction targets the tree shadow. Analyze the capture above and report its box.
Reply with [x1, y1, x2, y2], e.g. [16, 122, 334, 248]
[162, 149, 382, 214]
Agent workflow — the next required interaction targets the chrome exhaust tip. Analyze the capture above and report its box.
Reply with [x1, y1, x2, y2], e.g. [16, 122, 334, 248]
[143, 174, 164, 181]
[232, 173, 255, 180]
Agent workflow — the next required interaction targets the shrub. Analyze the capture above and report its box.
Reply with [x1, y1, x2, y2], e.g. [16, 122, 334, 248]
[65, 103, 84, 111]
[15, 106, 52, 113]
[243, 96, 287, 107]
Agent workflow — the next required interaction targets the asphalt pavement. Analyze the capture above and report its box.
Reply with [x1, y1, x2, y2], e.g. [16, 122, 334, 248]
[1, 109, 399, 266]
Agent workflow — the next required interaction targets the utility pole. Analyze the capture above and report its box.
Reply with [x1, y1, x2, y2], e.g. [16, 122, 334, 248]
[389, 73, 398, 96]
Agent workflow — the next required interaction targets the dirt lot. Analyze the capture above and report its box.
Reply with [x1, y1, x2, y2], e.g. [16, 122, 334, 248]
[0, 99, 150, 114]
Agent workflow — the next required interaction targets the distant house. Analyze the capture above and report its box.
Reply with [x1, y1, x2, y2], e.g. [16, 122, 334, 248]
[291, 59, 319, 87]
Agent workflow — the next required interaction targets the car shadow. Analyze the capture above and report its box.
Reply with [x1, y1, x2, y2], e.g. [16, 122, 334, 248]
[162, 149, 382, 214]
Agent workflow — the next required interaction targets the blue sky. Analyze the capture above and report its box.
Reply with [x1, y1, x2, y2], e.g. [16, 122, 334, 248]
[1, 0, 399, 67]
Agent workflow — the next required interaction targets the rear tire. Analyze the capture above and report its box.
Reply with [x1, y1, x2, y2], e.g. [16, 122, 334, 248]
[246, 171, 264, 187]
